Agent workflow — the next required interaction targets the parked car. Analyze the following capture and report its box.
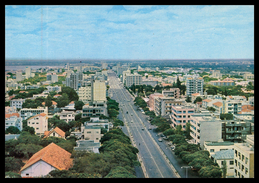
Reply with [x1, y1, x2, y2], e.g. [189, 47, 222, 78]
[158, 138, 163, 142]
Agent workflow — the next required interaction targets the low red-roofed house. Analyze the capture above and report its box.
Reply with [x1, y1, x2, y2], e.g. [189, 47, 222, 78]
[20, 143, 73, 178]
[53, 94, 61, 98]
[43, 127, 65, 139]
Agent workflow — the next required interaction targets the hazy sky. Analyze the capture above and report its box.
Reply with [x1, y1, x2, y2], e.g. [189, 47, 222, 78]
[5, 5, 254, 60]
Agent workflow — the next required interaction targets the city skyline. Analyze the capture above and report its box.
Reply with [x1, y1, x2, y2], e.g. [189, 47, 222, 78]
[5, 5, 254, 60]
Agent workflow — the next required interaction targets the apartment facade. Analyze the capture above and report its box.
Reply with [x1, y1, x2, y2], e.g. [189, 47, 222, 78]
[82, 103, 108, 118]
[190, 113, 222, 149]
[92, 80, 106, 102]
[125, 73, 142, 87]
[154, 97, 185, 116]
[5, 114, 23, 131]
[209, 78, 235, 86]
[78, 86, 92, 103]
[81, 126, 102, 143]
[233, 135, 254, 178]
[148, 93, 164, 111]
[59, 110, 77, 123]
[171, 105, 195, 130]
[27, 113, 48, 136]
[162, 88, 180, 98]
[10, 98, 25, 109]
[186, 77, 204, 96]
[20, 107, 48, 120]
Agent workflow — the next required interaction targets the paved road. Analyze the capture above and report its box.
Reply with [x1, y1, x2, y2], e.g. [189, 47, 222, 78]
[108, 72, 180, 178]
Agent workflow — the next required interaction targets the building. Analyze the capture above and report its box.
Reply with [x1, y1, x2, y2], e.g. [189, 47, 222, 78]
[221, 120, 253, 143]
[233, 135, 254, 178]
[84, 117, 112, 131]
[59, 110, 77, 123]
[222, 100, 242, 115]
[148, 93, 164, 111]
[43, 127, 65, 139]
[74, 140, 101, 153]
[5, 113, 22, 131]
[46, 73, 58, 83]
[33, 93, 48, 99]
[125, 73, 142, 87]
[92, 80, 106, 102]
[16, 71, 23, 82]
[66, 72, 79, 90]
[186, 77, 204, 96]
[81, 126, 102, 143]
[171, 105, 195, 130]
[204, 140, 235, 158]
[82, 103, 108, 118]
[142, 79, 158, 87]
[190, 112, 222, 149]
[77, 86, 92, 103]
[20, 107, 48, 120]
[122, 70, 131, 84]
[162, 88, 180, 98]
[10, 98, 25, 109]
[210, 70, 222, 79]
[209, 77, 235, 86]
[243, 73, 254, 80]
[20, 143, 73, 178]
[25, 66, 31, 79]
[211, 149, 234, 178]
[46, 85, 61, 93]
[154, 97, 186, 116]
[27, 113, 48, 136]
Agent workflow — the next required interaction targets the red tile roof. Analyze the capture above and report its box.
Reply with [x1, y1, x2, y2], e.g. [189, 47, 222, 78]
[20, 143, 73, 172]
[44, 127, 65, 139]
[241, 105, 254, 110]
[5, 113, 20, 118]
[203, 99, 212, 102]
[213, 101, 223, 107]
[191, 93, 200, 96]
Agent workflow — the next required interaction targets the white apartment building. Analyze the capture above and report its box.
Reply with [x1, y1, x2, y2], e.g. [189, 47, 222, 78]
[186, 77, 204, 96]
[59, 110, 77, 123]
[27, 113, 48, 136]
[16, 71, 23, 82]
[125, 73, 142, 87]
[10, 98, 25, 109]
[20, 107, 48, 120]
[5, 114, 23, 131]
[171, 105, 195, 130]
[122, 70, 131, 84]
[204, 140, 235, 158]
[222, 100, 242, 115]
[233, 135, 254, 178]
[190, 112, 222, 149]
[78, 86, 92, 103]
[46, 85, 62, 93]
[81, 126, 102, 143]
[92, 80, 106, 102]
[25, 67, 31, 79]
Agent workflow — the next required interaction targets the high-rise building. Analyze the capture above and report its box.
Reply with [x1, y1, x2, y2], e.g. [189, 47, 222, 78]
[78, 86, 92, 103]
[16, 71, 23, 82]
[66, 72, 79, 90]
[186, 77, 204, 96]
[233, 135, 254, 178]
[92, 80, 106, 102]
[25, 67, 31, 79]
[125, 73, 142, 87]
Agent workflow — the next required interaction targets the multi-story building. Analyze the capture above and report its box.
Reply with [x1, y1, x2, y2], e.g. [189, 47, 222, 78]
[209, 77, 235, 86]
[186, 77, 204, 96]
[59, 110, 77, 123]
[210, 70, 222, 79]
[81, 125, 102, 143]
[221, 120, 253, 143]
[243, 73, 254, 80]
[10, 98, 25, 109]
[148, 93, 164, 111]
[27, 113, 48, 136]
[162, 88, 180, 98]
[25, 66, 31, 79]
[77, 86, 92, 103]
[171, 105, 195, 130]
[211, 149, 235, 178]
[125, 73, 142, 87]
[233, 135, 254, 178]
[20, 107, 48, 120]
[154, 97, 186, 116]
[92, 80, 106, 102]
[222, 100, 242, 115]
[122, 70, 131, 84]
[204, 140, 235, 158]
[46, 85, 62, 93]
[66, 72, 79, 90]
[190, 112, 222, 149]
[81, 103, 108, 118]
[16, 71, 23, 82]
[46, 73, 58, 83]
[5, 113, 22, 131]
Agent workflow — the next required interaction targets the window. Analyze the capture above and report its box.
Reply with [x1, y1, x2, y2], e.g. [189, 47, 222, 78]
[210, 149, 215, 152]
[245, 157, 248, 164]
[242, 155, 244, 161]
[87, 131, 91, 133]
[26, 173, 29, 176]
[230, 161, 234, 165]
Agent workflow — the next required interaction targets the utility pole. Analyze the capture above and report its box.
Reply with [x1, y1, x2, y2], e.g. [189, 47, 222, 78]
[181, 166, 192, 178]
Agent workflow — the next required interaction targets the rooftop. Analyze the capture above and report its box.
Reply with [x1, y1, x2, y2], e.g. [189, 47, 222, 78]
[211, 149, 234, 160]
[205, 141, 234, 146]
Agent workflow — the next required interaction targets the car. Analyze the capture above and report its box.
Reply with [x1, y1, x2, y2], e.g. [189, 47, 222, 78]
[142, 128, 144, 130]
[126, 111, 128, 114]
[148, 127, 152, 130]
[131, 113, 133, 116]
[158, 138, 163, 142]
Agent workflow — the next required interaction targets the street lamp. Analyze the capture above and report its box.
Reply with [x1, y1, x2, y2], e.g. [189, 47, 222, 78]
[181, 166, 192, 178]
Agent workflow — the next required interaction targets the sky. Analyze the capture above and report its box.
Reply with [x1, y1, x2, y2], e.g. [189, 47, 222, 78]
[5, 5, 254, 60]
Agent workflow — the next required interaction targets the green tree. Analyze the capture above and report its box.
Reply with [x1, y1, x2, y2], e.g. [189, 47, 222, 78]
[22, 126, 35, 135]
[74, 101, 85, 110]
[61, 86, 79, 101]
[175, 125, 183, 135]
[185, 122, 191, 139]
[5, 157, 25, 172]
[163, 128, 175, 136]
[105, 166, 136, 178]
[12, 143, 43, 159]
[222, 160, 227, 178]
[5, 171, 22, 178]
[185, 95, 191, 103]
[18, 131, 40, 144]
[56, 93, 70, 108]
[45, 95, 53, 107]
[246, 82, 254, 90]
[5, 126, 21, 134]
[194, 96, 202, 104]
[198, 165, 222, 178]
[220, 113, 233, 120]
